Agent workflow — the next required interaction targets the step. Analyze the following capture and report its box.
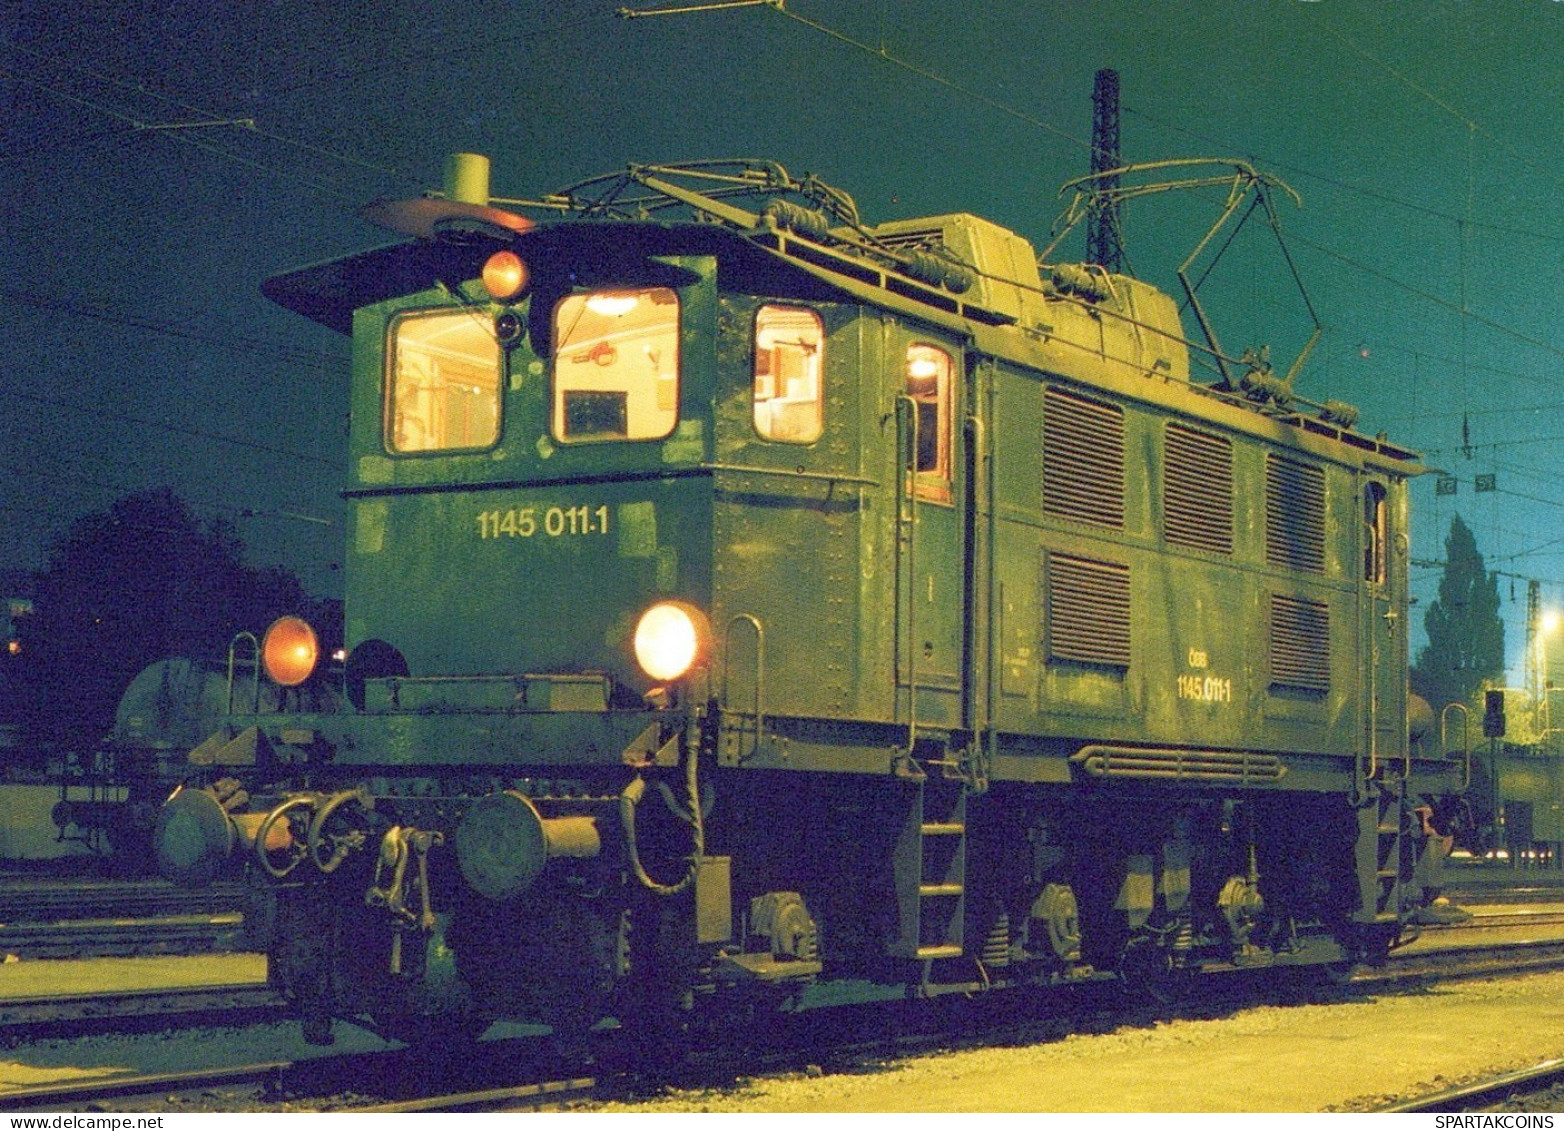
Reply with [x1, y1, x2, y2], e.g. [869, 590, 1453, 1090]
[914, 945, 963, 960]
[921, 822, 965, 836]
[918, 883, 964, 898]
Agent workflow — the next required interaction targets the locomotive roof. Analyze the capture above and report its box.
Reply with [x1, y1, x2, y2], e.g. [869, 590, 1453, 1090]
[264, 162, 1421, 475]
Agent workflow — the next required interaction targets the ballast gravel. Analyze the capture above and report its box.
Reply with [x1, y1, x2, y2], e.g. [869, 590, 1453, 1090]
[576, 971, 1564, 1113]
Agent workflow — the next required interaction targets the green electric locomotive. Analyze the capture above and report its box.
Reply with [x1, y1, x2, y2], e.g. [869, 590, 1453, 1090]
[155, 154, 1458, 1046]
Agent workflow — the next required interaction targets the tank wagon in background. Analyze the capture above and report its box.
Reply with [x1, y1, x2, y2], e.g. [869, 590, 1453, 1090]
[52, 658, 230, 856]
[48, 656, 329, 859]
[154, 154, 1461, 1047]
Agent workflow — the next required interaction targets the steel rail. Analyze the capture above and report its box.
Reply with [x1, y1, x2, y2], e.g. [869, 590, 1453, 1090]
[0, 1061, 291, 1112]
[0, 912, 247, 959]
[341, 1076, 598, 1113]
[1379, 1057, 1564, 1114]
[0, 982, 282, 1032]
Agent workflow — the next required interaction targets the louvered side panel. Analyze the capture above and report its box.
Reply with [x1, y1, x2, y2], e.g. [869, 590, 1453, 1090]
[875, 227, 946, 252]
[1047, 554, 1131, 668]
[1164, 423, 1233, 555]
[1043, 387, 1125, 529]
[1265, 455, 1326, 573]
[1270, 593, 1331, 695]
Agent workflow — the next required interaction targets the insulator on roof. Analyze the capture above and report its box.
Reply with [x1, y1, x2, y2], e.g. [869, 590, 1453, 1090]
[760, 198, 832, 240]
[1319, 400, 1359, 429]
[903, 250, 975, 294]
[1050, 263, 1110, 303]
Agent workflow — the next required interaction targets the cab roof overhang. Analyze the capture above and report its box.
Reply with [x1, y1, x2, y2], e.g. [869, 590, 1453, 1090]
[261, 221, 856, 334]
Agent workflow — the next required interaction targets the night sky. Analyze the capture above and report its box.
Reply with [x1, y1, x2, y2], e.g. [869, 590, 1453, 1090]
[5, 0, 1564, 678]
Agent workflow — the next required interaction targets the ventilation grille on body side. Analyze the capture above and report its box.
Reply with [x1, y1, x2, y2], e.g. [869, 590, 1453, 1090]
[1265, 455, 1326, 573]
[1047, 554, 1131, 669]
[1044, 388, 1125, 529]
[1164, 423, 1233, 555]
[1269, 593, 1331, 695]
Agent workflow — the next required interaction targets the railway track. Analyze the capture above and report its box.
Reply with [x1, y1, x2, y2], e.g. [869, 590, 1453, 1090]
[0, 981, 284, 1037]
[0, 878, 249, 958]
[0, 1061, 295, 1114]
[9, 921, 1564, 1114]
[0, 1040, 596, 1113]
[0, 880, 246, 922]
[0, 868, 1541, 963]
[0, 912, 247, 959]
[1381, 1058, 1564, 1113]
[1447, 878, 1564, 905]
[339, 1076, 599, 1113]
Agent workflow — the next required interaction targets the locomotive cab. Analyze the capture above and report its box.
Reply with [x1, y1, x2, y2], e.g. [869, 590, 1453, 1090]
[342, 251, 716, 706]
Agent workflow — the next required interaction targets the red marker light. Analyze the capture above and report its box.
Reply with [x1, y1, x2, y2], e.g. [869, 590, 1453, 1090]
[262, 616, 319, 687]
[481, 250, 529, 302]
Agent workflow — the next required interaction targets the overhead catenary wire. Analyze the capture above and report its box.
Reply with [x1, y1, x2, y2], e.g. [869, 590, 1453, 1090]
[6, 384, 342, 471]
[14, 1, 1562, 390]
[0, 463, 334, 537]
[1125, 101, 1564, 248]
[0, 288, 346, 370]
[1316, 20, 1553, 186]
[620, 0, 1095, 153]
[2, 40, 414, 192]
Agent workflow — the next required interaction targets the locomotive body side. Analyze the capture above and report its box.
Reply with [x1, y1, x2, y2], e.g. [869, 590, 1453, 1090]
[155, 163, 1459, 1047]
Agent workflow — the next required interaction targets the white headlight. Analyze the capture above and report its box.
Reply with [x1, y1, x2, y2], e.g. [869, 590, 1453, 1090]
[633, 602, 709, 682]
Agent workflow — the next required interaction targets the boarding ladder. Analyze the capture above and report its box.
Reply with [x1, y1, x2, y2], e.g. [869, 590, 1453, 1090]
[890, 775, 968, 960]
[1354, 771, 1412, 925]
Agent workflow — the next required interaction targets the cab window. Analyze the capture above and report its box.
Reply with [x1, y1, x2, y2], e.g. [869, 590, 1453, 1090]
[753, 305, 824, 443]
[552, 287, 680, 442]
[906, 343, 952, 502]
[386, 310, 502, 453]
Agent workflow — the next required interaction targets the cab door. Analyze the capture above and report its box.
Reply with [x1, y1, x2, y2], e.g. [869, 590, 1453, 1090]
[894, 329, 969, 735]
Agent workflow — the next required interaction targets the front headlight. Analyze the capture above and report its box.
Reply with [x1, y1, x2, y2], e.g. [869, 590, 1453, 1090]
[262, 615, 319, 687]
[633, 601, 711, 683]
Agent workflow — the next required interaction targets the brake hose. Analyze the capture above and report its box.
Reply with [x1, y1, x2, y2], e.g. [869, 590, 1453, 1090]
[619, 738, 704, 896]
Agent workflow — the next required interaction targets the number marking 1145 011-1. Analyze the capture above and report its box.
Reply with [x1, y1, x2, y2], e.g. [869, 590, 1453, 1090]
[477, 505, 611, 540]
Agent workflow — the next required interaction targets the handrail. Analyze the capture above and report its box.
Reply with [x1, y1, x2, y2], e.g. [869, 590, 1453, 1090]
[967, 401, 994, 793]
[894, 392, 920, 751]
[721, 613, 766, 758]
[1440, 702, 1472, 791]
[227, 632, 260, 716]
[700, 461, 879, 487]
[1361, 510, 1378, 783]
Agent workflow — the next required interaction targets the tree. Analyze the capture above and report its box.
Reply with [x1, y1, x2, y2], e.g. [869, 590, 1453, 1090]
[17, 489, 330, 753]
[1411, 514, 1505, 712]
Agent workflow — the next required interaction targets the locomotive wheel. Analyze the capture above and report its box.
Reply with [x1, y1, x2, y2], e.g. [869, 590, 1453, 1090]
[612, 901, 694, 1071]
[1350, 925, 1395, 969]
[1280, 957, 1358, 1003]
[370, 1006, 494, 1050]
[1116, 937, 1191, 1005]
[239, 864, 279, 951]
[1318, 958, 1357, 986]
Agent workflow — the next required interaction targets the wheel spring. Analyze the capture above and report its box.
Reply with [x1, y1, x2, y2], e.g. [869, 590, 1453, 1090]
[982, 911, 1011, 967]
